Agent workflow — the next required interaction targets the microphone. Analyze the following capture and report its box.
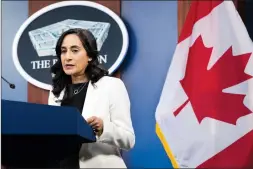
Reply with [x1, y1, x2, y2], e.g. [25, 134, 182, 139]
[1, 76, 15, 89]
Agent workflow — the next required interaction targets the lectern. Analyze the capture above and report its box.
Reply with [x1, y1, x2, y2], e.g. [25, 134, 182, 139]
[2, 99, 96, 168]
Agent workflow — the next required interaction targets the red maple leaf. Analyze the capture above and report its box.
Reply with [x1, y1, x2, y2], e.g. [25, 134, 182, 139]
[174, 36, 252, 125]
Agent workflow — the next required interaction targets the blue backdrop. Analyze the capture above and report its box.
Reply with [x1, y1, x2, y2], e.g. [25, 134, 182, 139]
[2, 1, 28, 102]
[2, 1, 178, 168]
[121, 1, 178, 168]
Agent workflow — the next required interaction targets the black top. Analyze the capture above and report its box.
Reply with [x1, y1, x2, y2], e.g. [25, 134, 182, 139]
[61, 82, 89, 114]
[59, 82, 89, 169]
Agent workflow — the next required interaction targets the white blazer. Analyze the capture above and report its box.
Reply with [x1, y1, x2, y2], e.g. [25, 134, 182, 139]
[48, 76, 135, 168]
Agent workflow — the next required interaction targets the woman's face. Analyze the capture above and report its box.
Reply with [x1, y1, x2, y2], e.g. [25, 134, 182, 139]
[60, 34, 90, 76]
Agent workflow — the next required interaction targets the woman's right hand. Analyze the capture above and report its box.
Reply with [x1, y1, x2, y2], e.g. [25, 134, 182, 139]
[87, 116, 104, 136]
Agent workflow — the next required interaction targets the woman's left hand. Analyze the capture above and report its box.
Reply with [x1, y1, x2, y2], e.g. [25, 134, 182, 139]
[87, 116, 104, 136]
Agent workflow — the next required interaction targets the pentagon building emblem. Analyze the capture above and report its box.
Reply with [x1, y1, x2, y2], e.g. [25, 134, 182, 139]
[13, 1, 128, 90]
[28, 19, 111, 57]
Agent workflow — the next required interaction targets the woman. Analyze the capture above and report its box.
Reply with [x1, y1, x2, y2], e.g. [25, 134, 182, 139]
[48, 28, 135, 168]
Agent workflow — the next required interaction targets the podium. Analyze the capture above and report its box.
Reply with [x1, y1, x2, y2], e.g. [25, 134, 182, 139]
[2, 99, 96, 168]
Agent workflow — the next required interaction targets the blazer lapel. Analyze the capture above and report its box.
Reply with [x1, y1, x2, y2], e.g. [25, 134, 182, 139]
[49, 88, 65, 106]
[81, 81, 96, 119]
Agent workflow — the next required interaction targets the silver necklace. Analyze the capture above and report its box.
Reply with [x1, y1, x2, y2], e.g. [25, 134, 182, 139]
[73, 82, 88, 95]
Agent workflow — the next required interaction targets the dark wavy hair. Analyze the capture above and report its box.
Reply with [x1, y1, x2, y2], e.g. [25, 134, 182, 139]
[50, 28, 108, 99]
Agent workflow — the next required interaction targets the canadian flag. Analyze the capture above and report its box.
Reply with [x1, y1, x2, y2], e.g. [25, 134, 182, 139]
[155, 1, 253, 168]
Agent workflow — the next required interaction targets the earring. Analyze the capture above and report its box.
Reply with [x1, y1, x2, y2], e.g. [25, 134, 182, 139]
[88, 58, 92, 61]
